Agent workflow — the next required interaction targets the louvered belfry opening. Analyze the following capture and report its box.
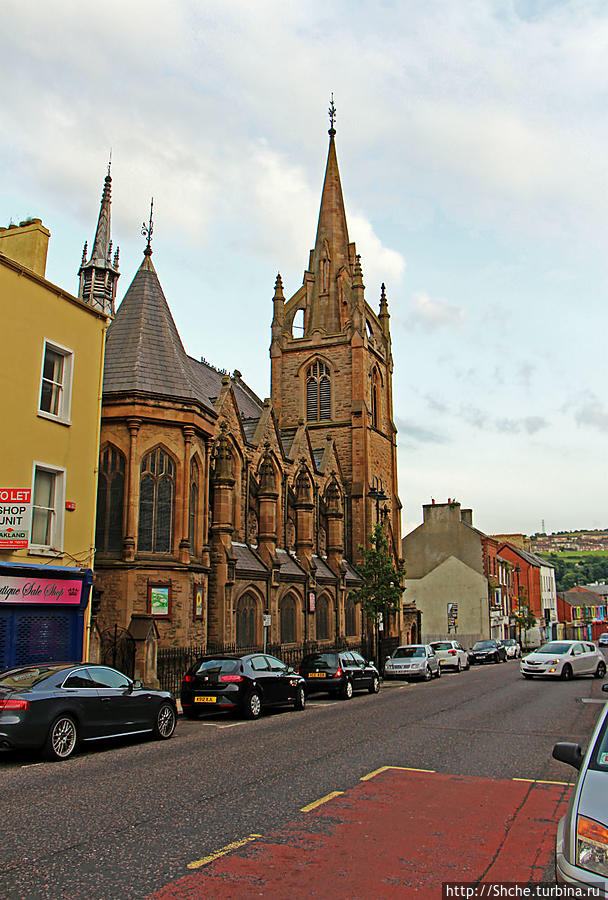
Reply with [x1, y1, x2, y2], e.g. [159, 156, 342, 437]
[306, 360, 331, 421]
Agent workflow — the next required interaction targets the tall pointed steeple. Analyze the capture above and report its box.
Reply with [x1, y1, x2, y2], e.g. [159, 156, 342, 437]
[78, 159, 120, 316]
[306, 95, 351, 335]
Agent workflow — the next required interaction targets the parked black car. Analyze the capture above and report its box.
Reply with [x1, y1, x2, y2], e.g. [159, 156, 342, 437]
[469, 640, 507, 664]
[298, 650, 380, 699]
[0, 663, 177, 761]
[180, 653, 306, 719]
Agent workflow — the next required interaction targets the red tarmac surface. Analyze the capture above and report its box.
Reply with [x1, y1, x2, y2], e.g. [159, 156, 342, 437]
[151, 768, 572, 899]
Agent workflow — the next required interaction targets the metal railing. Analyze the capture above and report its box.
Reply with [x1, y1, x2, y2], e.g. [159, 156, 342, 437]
[156, 638, 369, 696]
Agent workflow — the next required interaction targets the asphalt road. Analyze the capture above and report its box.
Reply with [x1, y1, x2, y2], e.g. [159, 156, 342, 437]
[0, 657, 606, 899]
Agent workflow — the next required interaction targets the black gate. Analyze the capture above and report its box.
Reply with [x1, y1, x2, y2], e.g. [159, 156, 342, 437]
[100, 626, 136, 678]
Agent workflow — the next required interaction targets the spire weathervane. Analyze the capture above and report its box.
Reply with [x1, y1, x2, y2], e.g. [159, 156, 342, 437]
[328, 93, 336, 136]
[107, 148, 112, 177]
[141, 197, 154, 256]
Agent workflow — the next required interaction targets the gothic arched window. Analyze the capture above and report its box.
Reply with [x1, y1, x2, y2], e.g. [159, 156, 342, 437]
[345, 595, 357, 636]
[189, 458, 199, 555]
[317, 596, 330, 641]
[280, 594, 297, 644]
[306, 360, 331, 422]
[371, 369, 380, 429]
[236, 592, 259, 647]
[138, 448, 175, 553]
[95, 445, 125, 552]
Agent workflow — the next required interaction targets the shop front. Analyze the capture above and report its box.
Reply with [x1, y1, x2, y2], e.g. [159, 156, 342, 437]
[0, 562, 92, 670]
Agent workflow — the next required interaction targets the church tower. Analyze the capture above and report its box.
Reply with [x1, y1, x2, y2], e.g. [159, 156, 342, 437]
[270, 98, 402, 564]
[78, 162, 120, 316]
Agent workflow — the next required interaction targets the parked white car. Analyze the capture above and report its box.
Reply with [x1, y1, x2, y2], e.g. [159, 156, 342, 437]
[384, 645, 441, 681]
[521, 640, 607, 681]
[429, 640, 469, 672]
[500, 638, 522, 659]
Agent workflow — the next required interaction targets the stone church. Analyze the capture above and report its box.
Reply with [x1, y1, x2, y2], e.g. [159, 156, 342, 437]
[86, 114, 415, 659]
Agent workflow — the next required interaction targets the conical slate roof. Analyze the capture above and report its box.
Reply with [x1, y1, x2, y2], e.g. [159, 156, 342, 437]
[103, 252, 210, 409]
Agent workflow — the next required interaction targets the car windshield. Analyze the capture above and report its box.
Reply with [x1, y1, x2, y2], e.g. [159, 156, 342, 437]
[473, 642, 495, 650]
[536, 642, 573, 655]
[431, 642, 452, 650]
[393, 647, 425, 658]
[0, 665, 64, 690]
[192, 658, 239, 675]
[590, 711, 608, 771]
[302, 653, 337, 668]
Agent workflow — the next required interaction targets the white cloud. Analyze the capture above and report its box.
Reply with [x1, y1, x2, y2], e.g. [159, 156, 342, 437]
[410, 292, 465, 330]
[575, 400, 608, 433]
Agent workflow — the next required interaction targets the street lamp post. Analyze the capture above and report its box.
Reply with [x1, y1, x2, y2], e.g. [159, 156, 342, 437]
[367, 476, 388, 666]
[368, 476, 388, 524]
[514, 565, 521, 645]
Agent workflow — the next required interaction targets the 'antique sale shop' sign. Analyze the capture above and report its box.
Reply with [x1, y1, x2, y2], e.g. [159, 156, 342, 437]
[0, 489, 32, 548]
[0, 574, 83, 605]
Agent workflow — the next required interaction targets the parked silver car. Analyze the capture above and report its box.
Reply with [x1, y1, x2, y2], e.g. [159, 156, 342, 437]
[521, 640, 606, 681]
[384, 644, 441, 681]
[552, 684, 608, 894]
[429, 640, 469, 672]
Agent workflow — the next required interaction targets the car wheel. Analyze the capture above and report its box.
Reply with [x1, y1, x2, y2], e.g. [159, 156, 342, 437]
[595, 661, 607, 679]
[424, 666, 432, 682]
[435, 666, 441, 678]
[293, 686, 306, 710]
[465, 659, 470, 670]
[494, 653, 499, 663]
[368, 675, 380, 694]
[182, 708, 199, 719]
[456, 660, 462, 673]
[523, 674, 533, 680]
[154, 702, 177, 740]
[44, 715, 78, 761]
[561, 664, 573, 681]
[244, 690, 262, 719]
[341, 680, 353, 700]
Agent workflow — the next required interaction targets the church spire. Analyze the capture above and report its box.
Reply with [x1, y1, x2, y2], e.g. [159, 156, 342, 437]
[306, 95, 351, 335]
[78, 158, 120, 316]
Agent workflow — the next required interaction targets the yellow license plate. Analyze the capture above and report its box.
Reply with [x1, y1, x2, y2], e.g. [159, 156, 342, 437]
[309, 672, 327, 677]
[194, 696, 217, 703]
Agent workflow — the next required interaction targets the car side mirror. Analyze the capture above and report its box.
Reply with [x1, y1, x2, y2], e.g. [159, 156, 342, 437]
[130, 679, 143, 692]
[552, 742, 583, 770]
[286, 666, 295, 675]
[602, 683, 608, 693]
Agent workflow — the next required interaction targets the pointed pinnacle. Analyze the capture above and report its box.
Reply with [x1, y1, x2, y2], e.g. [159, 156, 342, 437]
[81, 241, 88, 265]
[379, 282, 389, 313]
[273, 272, 284, 300]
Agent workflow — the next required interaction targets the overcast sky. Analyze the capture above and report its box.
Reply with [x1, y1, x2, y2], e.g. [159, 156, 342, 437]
[2, 0, 607, 538]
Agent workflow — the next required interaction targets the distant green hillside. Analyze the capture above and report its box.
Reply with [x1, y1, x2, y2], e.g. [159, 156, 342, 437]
[537, 551, 608, 591]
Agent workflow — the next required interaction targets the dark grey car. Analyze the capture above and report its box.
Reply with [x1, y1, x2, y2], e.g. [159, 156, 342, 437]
[0, 663, 177, 761]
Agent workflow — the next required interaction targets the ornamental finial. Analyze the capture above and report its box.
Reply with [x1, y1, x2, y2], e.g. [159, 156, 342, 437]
[142, 197, 154, 256]
[328, 93, 336, 136]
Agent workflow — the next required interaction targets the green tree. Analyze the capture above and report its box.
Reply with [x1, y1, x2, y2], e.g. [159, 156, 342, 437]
[513, 587, 537, 647]
[350, 523, 405, 667]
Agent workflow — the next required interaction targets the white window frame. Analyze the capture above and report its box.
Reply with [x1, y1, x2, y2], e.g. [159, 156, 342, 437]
[29, 462, 66, 555]
[37, 339, 74, 425]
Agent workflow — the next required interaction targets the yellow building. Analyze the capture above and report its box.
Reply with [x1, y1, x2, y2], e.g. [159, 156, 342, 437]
[0, 173, 115, 668]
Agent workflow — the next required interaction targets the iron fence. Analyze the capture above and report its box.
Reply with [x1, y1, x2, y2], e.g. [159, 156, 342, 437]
[156, 638, 369, 696]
